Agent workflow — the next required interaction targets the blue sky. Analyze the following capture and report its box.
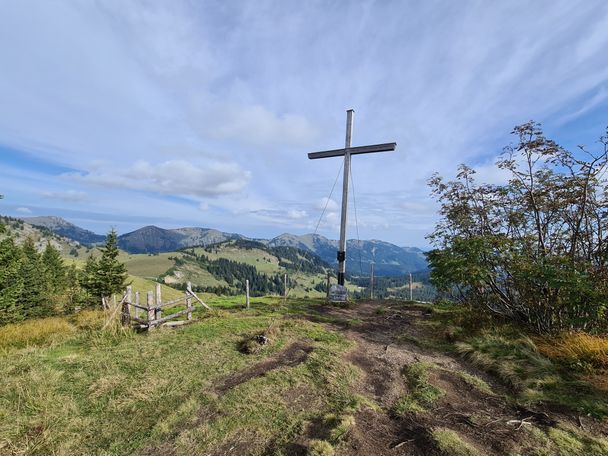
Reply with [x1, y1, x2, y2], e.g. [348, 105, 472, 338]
[1, 0, 607, 248]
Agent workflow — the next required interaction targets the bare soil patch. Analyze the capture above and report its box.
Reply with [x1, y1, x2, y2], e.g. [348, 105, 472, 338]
[306, 300, 598, 456]
[216, 340, 313, 394]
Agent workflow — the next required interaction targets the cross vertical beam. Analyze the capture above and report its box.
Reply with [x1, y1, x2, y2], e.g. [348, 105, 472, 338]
[308, 110, 396, 301]
[337, 109, 354, 286]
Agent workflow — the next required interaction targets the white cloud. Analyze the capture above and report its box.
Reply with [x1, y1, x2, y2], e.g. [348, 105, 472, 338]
[1, 0, 608, 247]
[41, 190, 88, 202]
[316, 197, 339, 212]
[16, 207, 31, 213]
[287, 209, 307, 219]
[198, 104, 319, 148]
[65, 160, 250, 198]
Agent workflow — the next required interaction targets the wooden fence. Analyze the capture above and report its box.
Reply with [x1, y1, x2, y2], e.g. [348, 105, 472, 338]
[112, 281, 210, 331]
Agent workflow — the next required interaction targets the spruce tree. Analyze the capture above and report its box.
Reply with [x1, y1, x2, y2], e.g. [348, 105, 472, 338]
[81, 229, 129, 303]
[42, 241, 66, 293]
[42, 241, 68, 312]
[80, 255, 103, 306]
[65, 264, 85, 312]
[19, 237, 52, 318]
[98, 228, 129, 297]
[0, 237, 24, 324]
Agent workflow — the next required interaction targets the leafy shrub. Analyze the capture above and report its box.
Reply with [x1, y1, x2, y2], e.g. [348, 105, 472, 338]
[428, 122, 608, 333]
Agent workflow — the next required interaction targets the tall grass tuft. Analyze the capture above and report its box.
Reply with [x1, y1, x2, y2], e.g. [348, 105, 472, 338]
[0, 317, 76, 351]
[536, 332, 608, 370]
[455, 333, 553, 391]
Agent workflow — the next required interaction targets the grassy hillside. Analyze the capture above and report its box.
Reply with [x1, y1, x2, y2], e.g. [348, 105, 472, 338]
[0, 298, 360, 455]
[158, 240, 347, 298]
[1, 298, 607, 455]
[1, 216, 94, 259]
[192, 244, 283, 274]
[119, 252, 175, 278]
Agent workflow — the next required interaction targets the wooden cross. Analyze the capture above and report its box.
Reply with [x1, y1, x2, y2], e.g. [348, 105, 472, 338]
[308, 109, 396, 297]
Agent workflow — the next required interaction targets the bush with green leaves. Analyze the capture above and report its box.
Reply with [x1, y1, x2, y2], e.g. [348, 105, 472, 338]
[428, 122, 608, 333]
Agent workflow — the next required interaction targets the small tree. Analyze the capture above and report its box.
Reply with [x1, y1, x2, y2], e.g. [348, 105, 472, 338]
[41, 241, 68, 311]
[19, 237, 53, 318]
[0, 237, 23, 324]
[81, 229, 129, 305]
[42, 242, 66, 292]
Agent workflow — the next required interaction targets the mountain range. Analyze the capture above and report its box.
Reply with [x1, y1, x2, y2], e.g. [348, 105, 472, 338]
[22, 216, 428, 276]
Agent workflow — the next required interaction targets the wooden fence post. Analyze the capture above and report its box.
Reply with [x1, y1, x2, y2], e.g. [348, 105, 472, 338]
[155, 283, 162, 321]
[284, 274, 287, 301]
[135, 291, 140, 319]
[121, 286, 132, 327]
[246, 279, 250, 309]
[147, 291, 155, 330]
[186, 281, 193, 321]
[409, 273, 413, 302]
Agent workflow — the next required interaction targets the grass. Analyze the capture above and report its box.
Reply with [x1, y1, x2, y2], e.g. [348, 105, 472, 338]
[0, 298, 363, 455]
[121, 252, 175, 277]
[418, 305, 608, 418]
[127, 275, 184, 301]
[447, 369, 494, 395]
[0, 317, 76, 352]
[455, 330, 608, 416]
[546, 425, 608, 456]
[536, 332, 608, 370]
[521, 424, 608, 456]
[196, 245, 283, 275]
[307, 439, 334, 456]
[327, 414, 356, 443]
[163, 262, 228, 288]
[431, 427, 480, 456]
[393, 362, 444, 416]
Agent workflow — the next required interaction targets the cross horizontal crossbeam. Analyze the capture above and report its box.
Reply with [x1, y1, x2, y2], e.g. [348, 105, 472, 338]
[307, 142, 396, 160]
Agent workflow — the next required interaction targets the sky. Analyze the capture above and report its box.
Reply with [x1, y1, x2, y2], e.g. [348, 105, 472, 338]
[1, 0, 608, 248]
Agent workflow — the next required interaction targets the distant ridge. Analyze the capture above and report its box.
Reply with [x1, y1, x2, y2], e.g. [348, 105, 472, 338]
[17, 216, 428, 275]
[267, 233, 427, 276]
[22, 216, 106, 245]
[117, 225, 244, 253]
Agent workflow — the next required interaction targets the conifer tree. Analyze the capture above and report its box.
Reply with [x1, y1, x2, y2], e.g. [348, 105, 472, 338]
[65, 264, 86, 312]
[98, 228, 129, 297]
[81, 229, 129, 304]
[42, 241, 66, 293]
[0, 237, 24, 324]
[80, 255, 102, 305]
[41, 241, 68, 311]
[19, 237, 52, 318]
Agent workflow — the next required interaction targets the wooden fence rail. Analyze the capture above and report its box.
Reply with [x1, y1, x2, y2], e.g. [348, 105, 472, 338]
[120, 281, 210, 330]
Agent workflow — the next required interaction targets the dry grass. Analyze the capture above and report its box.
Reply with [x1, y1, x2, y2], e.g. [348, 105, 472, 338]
[536, 332, 608, 370]
[431, 427, 480, 456]
[0, 317, 76, 351]
[69, 309, 105, 330]
[536, 332, 608, 394]
[584, 370, 608, 393]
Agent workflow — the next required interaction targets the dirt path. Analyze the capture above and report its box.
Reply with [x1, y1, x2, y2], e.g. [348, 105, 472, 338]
[145, 300, 606, 455]
[309, 301, 558, 456]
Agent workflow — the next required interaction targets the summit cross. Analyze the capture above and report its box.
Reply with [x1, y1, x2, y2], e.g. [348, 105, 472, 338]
[308, 109, 396, 300]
